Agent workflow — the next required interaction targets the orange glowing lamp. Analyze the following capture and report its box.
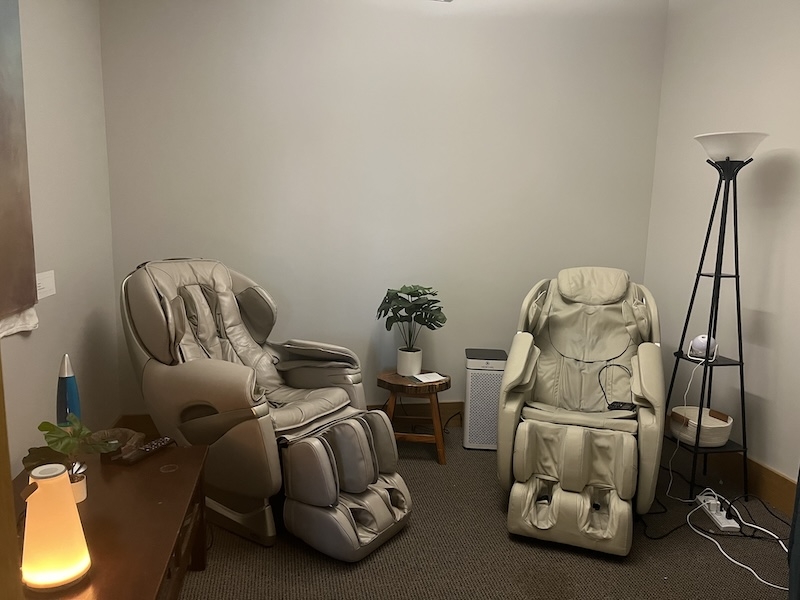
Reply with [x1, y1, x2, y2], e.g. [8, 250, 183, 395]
[21, 463, 91, 590]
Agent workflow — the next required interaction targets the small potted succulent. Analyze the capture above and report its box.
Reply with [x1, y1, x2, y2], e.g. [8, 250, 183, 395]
[376, 285, 446, 376]
[23, 413, 121, 503]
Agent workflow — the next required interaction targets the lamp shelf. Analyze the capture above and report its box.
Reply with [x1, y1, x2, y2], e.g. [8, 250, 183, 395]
[699, 272, 738, 279]
[673, 351, 742, 368]
[666, 434, 744, 455]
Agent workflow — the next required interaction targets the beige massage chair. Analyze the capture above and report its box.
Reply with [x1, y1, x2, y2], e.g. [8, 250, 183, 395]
[120, 258, 411, 561]
[497, 267, 664, 556]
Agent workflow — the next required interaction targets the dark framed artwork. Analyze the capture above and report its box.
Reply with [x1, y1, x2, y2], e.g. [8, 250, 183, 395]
[0, 0, 36, 320]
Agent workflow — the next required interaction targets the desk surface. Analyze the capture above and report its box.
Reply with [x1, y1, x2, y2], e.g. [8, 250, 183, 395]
[377, 370, 451, 395]
[13, 445, 207, 600]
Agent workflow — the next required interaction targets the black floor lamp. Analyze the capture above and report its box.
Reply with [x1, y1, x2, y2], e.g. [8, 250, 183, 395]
[665, 131, 768, 499]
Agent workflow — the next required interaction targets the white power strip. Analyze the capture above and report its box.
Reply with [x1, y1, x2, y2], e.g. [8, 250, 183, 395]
[696, 493, 740, 532]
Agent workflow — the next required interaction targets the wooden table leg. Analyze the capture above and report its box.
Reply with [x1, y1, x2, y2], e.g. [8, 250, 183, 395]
[190, 475, 207, 571]
[429, 393, 446, 465]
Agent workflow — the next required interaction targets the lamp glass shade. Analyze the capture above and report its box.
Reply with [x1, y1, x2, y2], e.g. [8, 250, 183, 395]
[21, 464, 91, 590]
[694, 131, 768, 161]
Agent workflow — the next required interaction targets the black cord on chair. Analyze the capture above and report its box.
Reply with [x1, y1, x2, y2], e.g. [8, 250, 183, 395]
[597, 363, 633, 408]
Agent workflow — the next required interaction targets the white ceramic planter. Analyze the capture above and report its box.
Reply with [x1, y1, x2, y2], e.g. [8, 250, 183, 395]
[397, 348, 422, 376]
[71, 474, 87, 503]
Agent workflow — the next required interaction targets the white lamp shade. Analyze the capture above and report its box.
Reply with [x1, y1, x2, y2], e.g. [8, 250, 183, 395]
[21, 464, 91, 590]
[694, 131, 768, 161]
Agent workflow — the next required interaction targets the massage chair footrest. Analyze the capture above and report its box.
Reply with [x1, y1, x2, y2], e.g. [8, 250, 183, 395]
[281, 411, 411, 561]
[508, 478, 633, 556]
[509, 420, 637, 556]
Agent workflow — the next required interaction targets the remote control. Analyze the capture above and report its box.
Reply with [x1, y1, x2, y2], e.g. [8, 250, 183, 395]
[115, 436, 175, 465]
[607, 402, 636, 411]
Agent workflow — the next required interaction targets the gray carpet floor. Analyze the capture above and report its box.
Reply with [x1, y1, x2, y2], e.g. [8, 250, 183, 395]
[180, 428, 791, 599]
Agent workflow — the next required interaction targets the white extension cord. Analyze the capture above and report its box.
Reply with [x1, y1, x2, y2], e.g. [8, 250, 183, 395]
[687, 490, 788, 591]
[695, 493, 740, 532]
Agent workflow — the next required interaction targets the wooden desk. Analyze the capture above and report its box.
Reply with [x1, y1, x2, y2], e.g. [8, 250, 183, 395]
[13, 445, 207, 600]
[377, 371, 451, 464]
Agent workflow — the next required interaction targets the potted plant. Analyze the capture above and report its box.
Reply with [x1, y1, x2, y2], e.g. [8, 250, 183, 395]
[23, 413, 120, 502]
[376, 285, 446, 376]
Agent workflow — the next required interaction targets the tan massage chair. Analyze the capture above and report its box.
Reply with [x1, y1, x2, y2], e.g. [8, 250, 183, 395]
[120, 258, 411, 561]
[497, 267, 665, 556]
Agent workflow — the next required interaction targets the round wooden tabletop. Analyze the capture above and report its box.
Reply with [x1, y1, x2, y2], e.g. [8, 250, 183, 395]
[377, 370, 451, 395]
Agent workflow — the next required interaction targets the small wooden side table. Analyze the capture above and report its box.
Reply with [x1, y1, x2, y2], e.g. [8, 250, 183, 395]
[377, 370, 451, 465]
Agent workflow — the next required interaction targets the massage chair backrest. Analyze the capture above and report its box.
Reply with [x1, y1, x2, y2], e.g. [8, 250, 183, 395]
[123, 258, 284, 392]
[519, 267, 659, 413]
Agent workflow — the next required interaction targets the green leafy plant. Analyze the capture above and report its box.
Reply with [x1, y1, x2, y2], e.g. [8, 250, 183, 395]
[23, 413, 118, 481]
[376, 285, 446, 350]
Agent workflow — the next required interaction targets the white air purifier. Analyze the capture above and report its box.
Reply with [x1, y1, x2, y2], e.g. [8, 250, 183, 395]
[463, 348, 507, 450]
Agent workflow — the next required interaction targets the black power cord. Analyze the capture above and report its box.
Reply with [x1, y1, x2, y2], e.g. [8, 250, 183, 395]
[443, 411, 462, 433]
[597, 363, 635, 409]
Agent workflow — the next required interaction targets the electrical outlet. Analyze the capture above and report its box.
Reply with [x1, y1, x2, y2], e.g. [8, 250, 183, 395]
[696, 494, 740, 532]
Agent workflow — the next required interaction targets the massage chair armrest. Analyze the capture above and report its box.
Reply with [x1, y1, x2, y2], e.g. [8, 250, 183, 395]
[631, 342, 665, 412]
[278, 364, 363, 389]
[269, 339, 361, 369]
[631, 343, 665, 515]
[279, 366, 366, 410]
[144, 360, 270, 447]
[144, 359, 267, 416]
[269, 340, 366, 409]
[636, 407, 663, 515]
[497, 332, 540, 492]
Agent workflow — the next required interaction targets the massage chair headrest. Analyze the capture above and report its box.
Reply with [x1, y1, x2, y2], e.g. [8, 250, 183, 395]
[556, 267, 630, 305]
[124, 258, 277, 365]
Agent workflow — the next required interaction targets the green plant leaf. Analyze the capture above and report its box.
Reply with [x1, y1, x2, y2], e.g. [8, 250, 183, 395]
[37, 413, 118, 460]
[39, 420, 81, 457]
[22, 446, 69, 472]
[377, 284, 446, 346]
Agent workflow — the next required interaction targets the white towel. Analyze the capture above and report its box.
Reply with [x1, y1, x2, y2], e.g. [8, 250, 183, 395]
[0, 306, 39, 339]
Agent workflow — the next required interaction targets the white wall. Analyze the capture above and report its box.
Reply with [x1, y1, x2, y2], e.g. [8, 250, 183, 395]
[100, 0, 668, 411]
[646, 0, 800, 478]
[1, 0, 118, 473]
[5, 0, 795, 484]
